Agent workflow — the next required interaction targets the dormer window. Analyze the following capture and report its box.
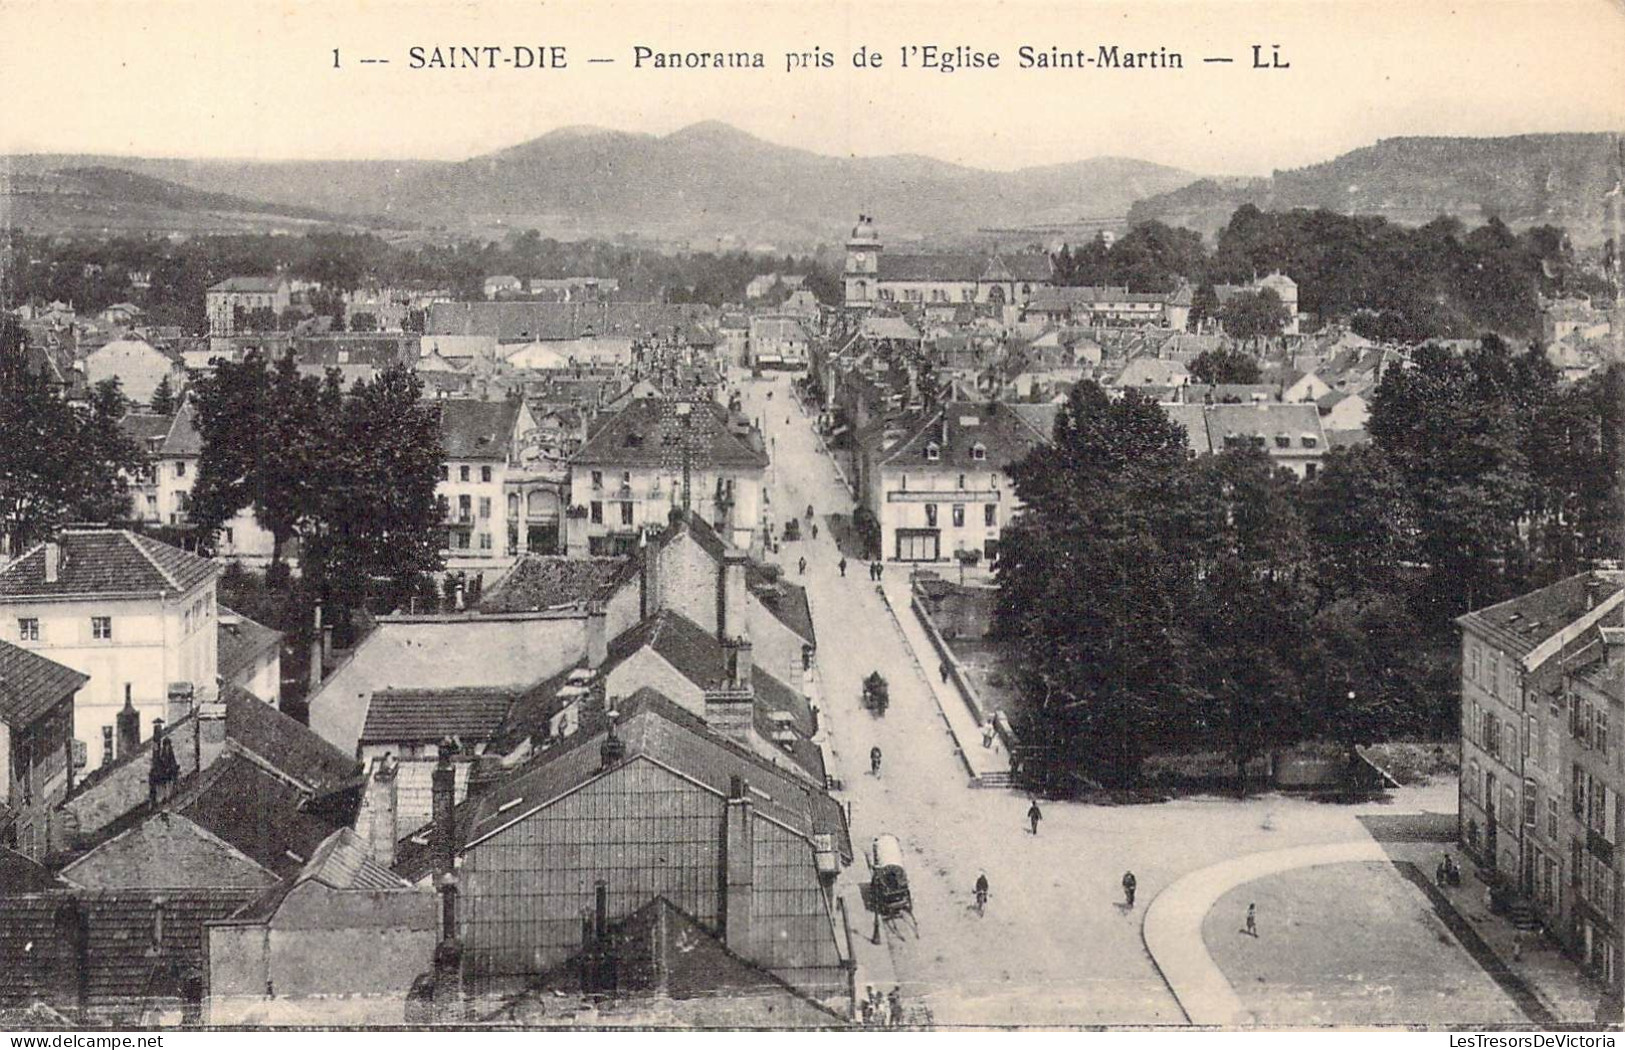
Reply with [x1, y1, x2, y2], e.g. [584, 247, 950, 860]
[925, 442, 940, 462]
[970, 443, 986, 461]
[1301, 435, 1319, 448]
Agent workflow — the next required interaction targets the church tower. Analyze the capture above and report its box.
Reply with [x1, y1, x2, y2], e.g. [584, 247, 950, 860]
[843, 215, 881, 309]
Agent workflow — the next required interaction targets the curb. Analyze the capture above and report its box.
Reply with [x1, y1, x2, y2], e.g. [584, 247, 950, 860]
[873, 581, 980, 784]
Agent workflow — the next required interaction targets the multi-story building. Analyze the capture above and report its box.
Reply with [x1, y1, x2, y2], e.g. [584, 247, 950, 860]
[206, 277, 291, 337]
[436, 399, 536, 562]
[1023, 285, 1193, 330]
[1459, 570, 1625, 1005]
[567, 398, 767, 557]
[124, 402, 277, 561]
[871, 401, 1047, 564]
[1159, 401, 1329, 479]
[0, 639, 87, 859]
[842, 216, 1053, 312]
[0, 527, 220, 766]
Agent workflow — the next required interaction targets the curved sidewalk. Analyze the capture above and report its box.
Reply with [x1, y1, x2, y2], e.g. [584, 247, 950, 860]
[1141, 840, 1388, 1026]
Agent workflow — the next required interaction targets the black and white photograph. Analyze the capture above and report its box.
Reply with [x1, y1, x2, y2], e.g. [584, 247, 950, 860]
[0, 0, 1623, 1033]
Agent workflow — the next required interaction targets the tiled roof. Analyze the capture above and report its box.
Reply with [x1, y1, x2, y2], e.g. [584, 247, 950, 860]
[0, 889, 259, 1018]
[439, 399, 520, 460]
[0, 528, 216, 599]
[427, 301, 702, 343]
[222, 683, 360, 794]
[159, 400, 203, 456]
[231, 827, 407, 923]
[604, 610, 729, 690]
[116, 412, 174, 449]
[216, 607, 282, 682]
[0, 639, 87, 728]
[479, 555, 626, 613]
[878, 252, 1052, 284]
[0, 845, 60, 894]
[209, 276, 283, 293]
[745, 566, 816, 646]
[1027, 285, 1176, 311]
[1459, 571, 1625, 661]
[360, 688, 518, 745]
[879, 401, 1045, 471]
[570, 398, 768, 470]
[1007, 402, 1062, 442]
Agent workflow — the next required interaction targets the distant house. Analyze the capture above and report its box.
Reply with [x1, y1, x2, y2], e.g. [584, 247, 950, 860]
[142, 402, 278, 561]
[1159, 401, 1328, 479]
[1024, 285, 1192, 330]
[0, 641, 88, 860]
[747, 315, 810, 369]
[1316, 389, 1370, 431]
[206, 277, 291, 337]
[843, 216, 1052, 313]
[482, 275, 524, 300]
[82, 339, 184, 405]
[436, 399, 536, 561]
[216, 608, 282, 706]
[1110, 356, 1191, 389]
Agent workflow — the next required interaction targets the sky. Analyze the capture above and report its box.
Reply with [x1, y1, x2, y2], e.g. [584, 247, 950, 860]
[1, 0, 1622, 177]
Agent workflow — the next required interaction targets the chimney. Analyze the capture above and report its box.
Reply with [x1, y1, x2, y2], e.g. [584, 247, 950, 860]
[720, 551, 748, 642]
[116, 688, 140, 757]
[586, 601, 608, 669]
[322, 622, 334, 661]
[309, 602, 324, 692]
[43, 542, 60, 584]
[728, 638, 753, 693]
[1602, 627, 1625, 668]
[358, 754, 400, 868]
[431, 740, 458, 880]
[166, 681, 195, 728]
[723, 776, 754, 956]
[1586, 576, 1603, 611]
[600, 715, 627, 771]
[640, 538, 662, 618]
[196, 700, 227, 772]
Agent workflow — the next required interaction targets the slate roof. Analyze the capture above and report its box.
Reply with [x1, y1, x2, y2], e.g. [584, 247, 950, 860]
[209, 276, 283, 293]
[0, 528, 217, 600]
[439, 398, 520, 460]
[0, 845, 60, 894]
[463, 689, 847, 855]
[1459, 571, 1625, 662]
[603, 610, 729, 689]
[159, 400, 204, 456]
[216, 608, 282, 682]
[1007, 402, 1062, 443]
[479, 555, 626, 613]
[1027, 285, 1176, 312]
[427, 301, 702, 343]
[174, 755, 344, 880]
[878, 252, 1052, 284]
[116, 411, 174, 450]
[0, 639, 87, 728]
[570, 398, 768, 470]
[221, 683, 360, 793]
[360, 688, 518, 745]
[0, 890, 259, 1019]
[879, 401, 1046, 472]
[744, 565, 816, 646]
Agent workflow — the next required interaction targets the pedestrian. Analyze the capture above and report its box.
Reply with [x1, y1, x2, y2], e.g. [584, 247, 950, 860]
[1027, 799, 1043, 836]
[839, 557, 848, 577]
[1123, 871, 1137, 908]
[878, 562, 885, 580]
[939, 660, 950, 684]
[811, 523, 819, 540]
[973, 870, 990, 915]
[1512, 931, 1523, 962]
[798, 556, 807, 575]
[981, 720, 996, 749]
[870, 745, 882, 777]
[1245, 902, 1257, 937]
[888, 986, 903, 1027]
[1436, 861, 1448, 888]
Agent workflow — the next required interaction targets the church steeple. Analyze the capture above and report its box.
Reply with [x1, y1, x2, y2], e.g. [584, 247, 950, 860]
[844, 214, 881, 308]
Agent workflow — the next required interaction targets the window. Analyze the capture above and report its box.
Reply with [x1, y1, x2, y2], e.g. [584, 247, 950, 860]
[459, 465, 471, 482]
[101, 726, 114, 766]
[481, 465, 492, 483]
[479, 532, 493, 550]
[591, 470, 603, 490]
[91, 616, 112, 640]
[952, 504, 966, 528]
[17, 618, 38, 642]
[1575, 764, 1587, 819]
[458, 494, 472, 520]
[621, 471, 631, 488]
[478, 497, 492, 519]
[438, 464, 449, 482]
[1304, 463, 1318, 480]
[454, 531, 470, 550]
[1524, 778, 1538, 827]
[985, 504, 997, 528]
[1275, 435, 1291, 449]
[971, 443, 986, 461]
[590, 501, 603, 524]
[1549, 796, 1560, 840]
[175, 460, 187, 477]
[621, 501, 634, 526]
[1598, 706, 1609, 757]
[1466, 760, 1480, 801]
[1469, 644, 1480, 683]
[957, 474, 966, 489]
[1489, 651, 1500, 698]
[1525, 716, 1533, 759]
[925, 504, 938, 528]
[925, 443, 940, 462]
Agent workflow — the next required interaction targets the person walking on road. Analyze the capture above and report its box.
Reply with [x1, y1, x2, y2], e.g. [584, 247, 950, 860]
[1122, 871, 1137, 908]
[1027, 799, 1043, 836]
[973, 870, 990, 916]
[798, 556, 807, 575]
[888, 987, 903, 1027]
[981, 719, 996, 749]
[1245, 902, 1257, 937]
[870, 746, 882, 777]
[939, 660, 950, 684]
[839, 556, 848, 577]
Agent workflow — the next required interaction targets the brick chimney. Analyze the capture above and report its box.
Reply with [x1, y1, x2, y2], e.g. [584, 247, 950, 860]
[723, 775, 754, 956]
[43, 542, 60, 585]
[357, 754, 399, 868]
[705, 640, 755, 744]
[640, 539, 662, 619]
[719, 550, 749, 641]
[727, 637, 753, 692]
[586, 601, 608, 669]
[195, 700, 227, 773]
[166, 681, 195, 729]
[116, 687, 140, 758]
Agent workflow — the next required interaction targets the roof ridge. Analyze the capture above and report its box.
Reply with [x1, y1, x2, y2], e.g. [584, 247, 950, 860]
[125, 531, 181, 591]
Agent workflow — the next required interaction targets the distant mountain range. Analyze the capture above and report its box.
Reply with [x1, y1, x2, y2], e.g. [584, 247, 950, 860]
[3, 126, 1620, 249]
[1127, 133, 1622, 248]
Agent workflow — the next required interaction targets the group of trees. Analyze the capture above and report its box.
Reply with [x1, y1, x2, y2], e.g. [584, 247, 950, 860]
[996, 339, 1623, 792]
[1, 228, 840, 335]
[0, 318, 140, 554]
[188, 352, 444, 632]
[1050, 208, 1600, 341]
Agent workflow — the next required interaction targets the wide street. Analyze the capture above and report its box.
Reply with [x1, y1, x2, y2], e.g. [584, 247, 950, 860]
[733, 371, 1539, 1028]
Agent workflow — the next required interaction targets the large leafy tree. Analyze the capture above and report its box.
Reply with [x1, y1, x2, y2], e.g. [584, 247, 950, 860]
[0, 319, 139, 552]
[1301, 445, 1418, 603]
[1188, 347, 1262, 386]
[1218, 288, 1290, 347]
